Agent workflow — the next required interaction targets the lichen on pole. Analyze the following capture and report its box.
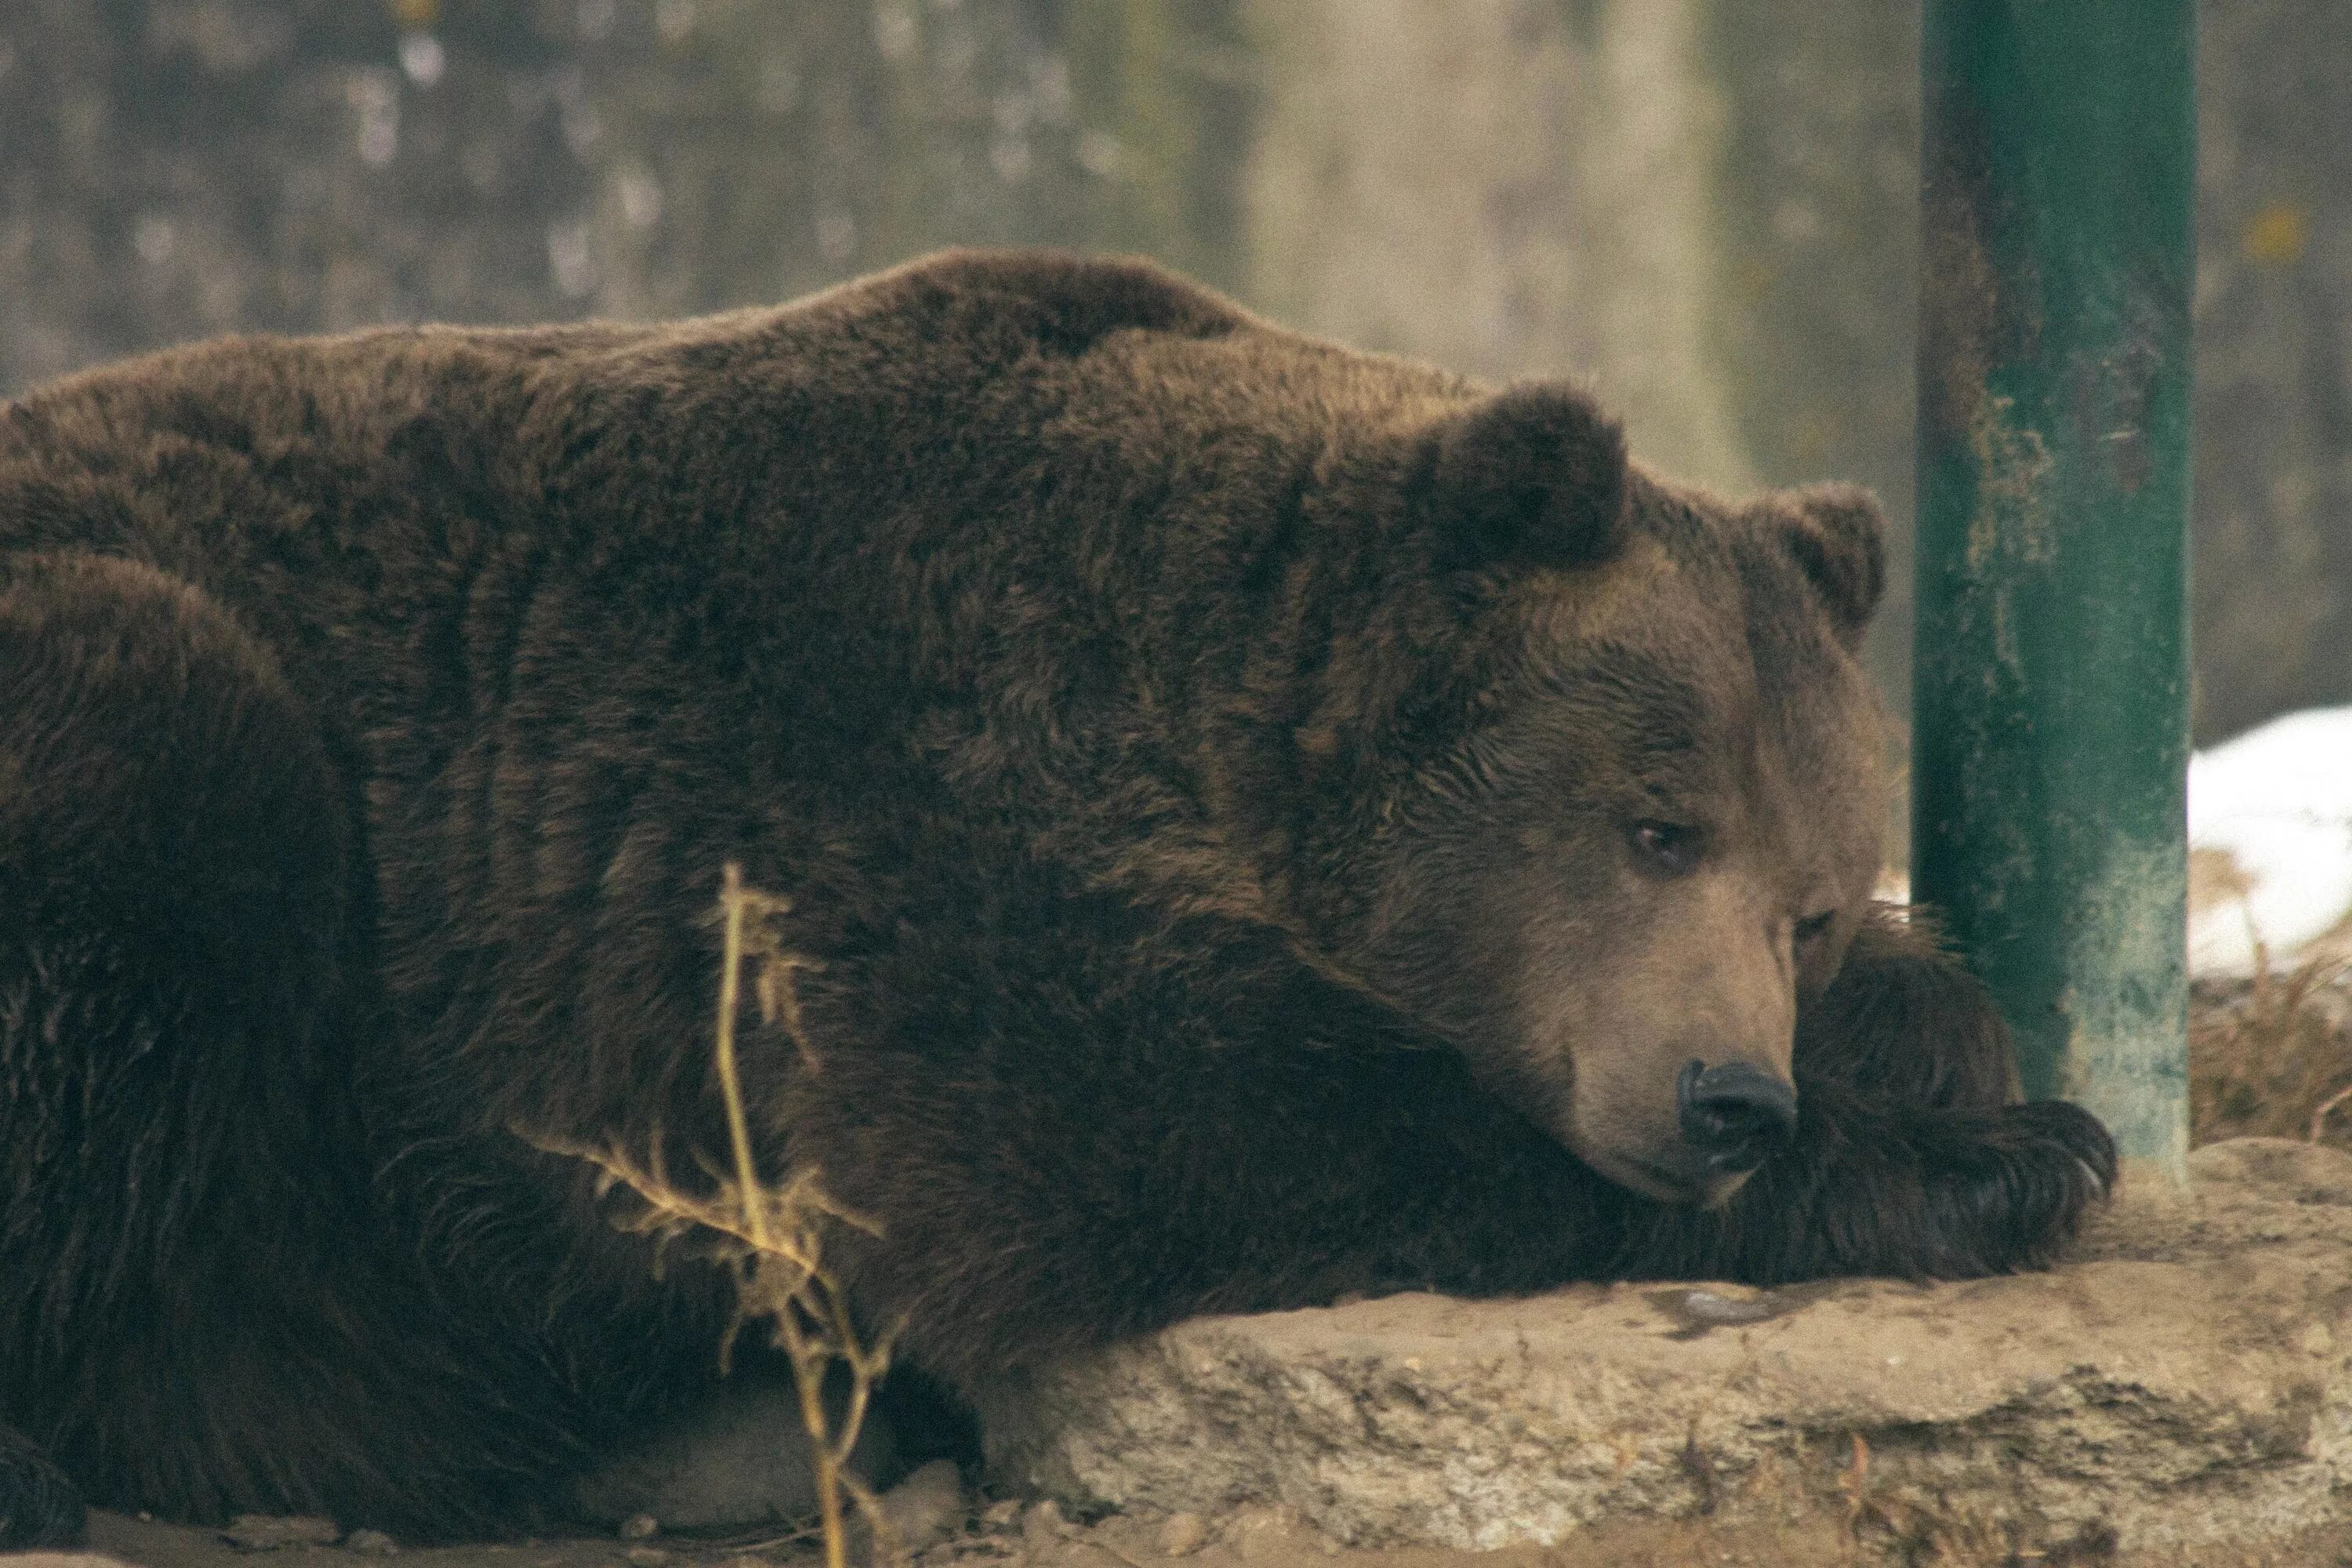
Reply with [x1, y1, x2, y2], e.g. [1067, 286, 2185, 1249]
[1913, 2, 2195, 1183]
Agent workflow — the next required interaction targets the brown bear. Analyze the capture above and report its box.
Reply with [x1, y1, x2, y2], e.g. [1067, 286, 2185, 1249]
[0, 249, 2114, 1548]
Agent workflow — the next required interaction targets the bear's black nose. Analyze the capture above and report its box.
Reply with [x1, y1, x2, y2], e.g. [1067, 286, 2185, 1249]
[1676, 1060, 1798, 1173]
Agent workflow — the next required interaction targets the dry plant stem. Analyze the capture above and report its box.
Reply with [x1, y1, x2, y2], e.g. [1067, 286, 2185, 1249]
[713, 868, 849, 1566]
[1838, 1432, 1871, 1547]
[525, 865, 900, 1568]
[2314, 1082, 2352, 1144]
[713, 864, 880, 1568]
[715, 863, 769, 1252]
[799, 1377, 847, 1568]
[521, 1137, 895, 1566]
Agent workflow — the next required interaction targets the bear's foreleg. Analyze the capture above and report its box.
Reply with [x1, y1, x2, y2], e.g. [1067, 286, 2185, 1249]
[1786, 903, 2020, 1112]
[775, 906, 1628, 1392]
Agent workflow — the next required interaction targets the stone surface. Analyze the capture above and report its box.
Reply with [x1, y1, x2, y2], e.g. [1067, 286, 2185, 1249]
[875, 1458, 967, 1551]
[982, 1137, 2352, 1556]
[217, 1519, 339, 1553]
[1019, 1499, 1069, 1555]
[1155, 1512, 1210, 1556]
[573, 1373, 896, 1530]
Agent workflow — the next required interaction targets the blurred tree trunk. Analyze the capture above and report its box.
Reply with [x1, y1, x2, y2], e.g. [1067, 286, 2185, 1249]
[0, 0, 1254, 383]
[0, 0, 2343, 742]
[2191, 0, 2352, 742]
[1241, 0, 1755, 496]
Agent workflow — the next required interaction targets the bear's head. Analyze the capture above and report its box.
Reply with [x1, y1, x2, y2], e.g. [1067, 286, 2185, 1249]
[1299, 385, 1889, 1207]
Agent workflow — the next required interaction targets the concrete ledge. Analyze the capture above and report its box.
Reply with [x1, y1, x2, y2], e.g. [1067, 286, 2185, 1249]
[981, 1138, 2352, 1556]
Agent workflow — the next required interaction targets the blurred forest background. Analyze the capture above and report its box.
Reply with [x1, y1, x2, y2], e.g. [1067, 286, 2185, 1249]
[0, 0, 2341, 746]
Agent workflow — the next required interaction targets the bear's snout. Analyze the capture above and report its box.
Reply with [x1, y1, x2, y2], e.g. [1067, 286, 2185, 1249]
[1675, 1059, 1799, 1174]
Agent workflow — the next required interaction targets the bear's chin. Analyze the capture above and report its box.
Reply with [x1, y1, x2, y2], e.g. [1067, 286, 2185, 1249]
[1578, 1145, 1757, 1210]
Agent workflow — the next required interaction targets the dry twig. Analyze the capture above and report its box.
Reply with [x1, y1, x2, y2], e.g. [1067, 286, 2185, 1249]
[528, 863, 898, 1568]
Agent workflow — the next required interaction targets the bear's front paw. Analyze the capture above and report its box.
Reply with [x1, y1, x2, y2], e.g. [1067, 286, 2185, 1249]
[1927, 1098, 2117, 1276]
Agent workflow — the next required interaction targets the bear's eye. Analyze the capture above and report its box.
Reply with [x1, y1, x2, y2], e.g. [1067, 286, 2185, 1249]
[1795, 910, 1837, 944]
[1629, 819, 1704, 876]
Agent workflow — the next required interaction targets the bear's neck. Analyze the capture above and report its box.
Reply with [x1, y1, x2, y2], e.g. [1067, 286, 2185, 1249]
[909, 492, 1429, 954]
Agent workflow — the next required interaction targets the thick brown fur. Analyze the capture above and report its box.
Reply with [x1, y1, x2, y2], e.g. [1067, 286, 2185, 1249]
[0, 250, 2113, 1546]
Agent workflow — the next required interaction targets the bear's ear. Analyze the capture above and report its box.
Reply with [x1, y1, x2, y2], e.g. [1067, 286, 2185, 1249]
[1773, 481, 1886, 648]
[1421, 386, 1630, 575]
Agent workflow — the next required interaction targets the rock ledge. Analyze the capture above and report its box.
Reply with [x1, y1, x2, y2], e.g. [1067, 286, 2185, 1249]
[982, 1138, 2352, 1555]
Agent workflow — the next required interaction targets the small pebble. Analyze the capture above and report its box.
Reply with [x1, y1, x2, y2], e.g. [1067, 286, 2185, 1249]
[616, 1515, 660, 1541]
[1223, 1504, 1295, 1564]
[1155, 1512, 1209, 1556]
[878, 1458, 967, 1549]
[343, 1530, 400, 1555]
[979, 1498, 1022, 1530]
[1676, 1287, 1780, 1327]
[1021, 1499, 1067, 1554]
[223, 1514, 344, 1551]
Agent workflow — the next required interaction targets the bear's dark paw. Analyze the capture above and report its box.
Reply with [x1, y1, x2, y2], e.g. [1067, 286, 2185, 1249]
[1928, 1098, 2118, 1276]
[0, 1427, 85, 1549]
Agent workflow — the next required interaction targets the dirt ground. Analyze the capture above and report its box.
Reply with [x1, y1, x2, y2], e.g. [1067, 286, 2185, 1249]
[35, 1497, 2352, 1568]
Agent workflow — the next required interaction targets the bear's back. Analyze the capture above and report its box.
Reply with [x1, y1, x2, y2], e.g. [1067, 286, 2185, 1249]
[0, 249, 1421, 593]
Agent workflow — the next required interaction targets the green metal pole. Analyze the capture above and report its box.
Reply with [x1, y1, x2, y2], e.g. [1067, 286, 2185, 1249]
[1914, 2, 2194, 1185]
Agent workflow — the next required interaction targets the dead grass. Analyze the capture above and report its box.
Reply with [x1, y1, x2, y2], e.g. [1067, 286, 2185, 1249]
[531, 865, 901, 1568]
[2190, 946, 2352, 1151]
